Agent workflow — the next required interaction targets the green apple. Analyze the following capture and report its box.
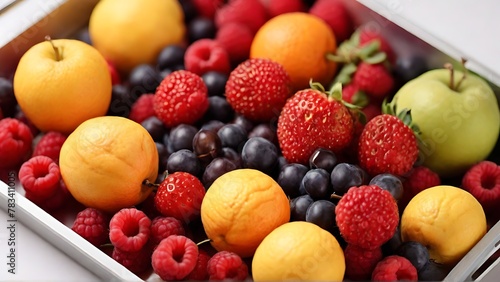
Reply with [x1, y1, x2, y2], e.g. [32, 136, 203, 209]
[390, 67, 500, 178]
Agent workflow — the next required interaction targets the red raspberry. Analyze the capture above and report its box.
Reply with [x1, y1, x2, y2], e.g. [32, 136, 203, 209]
[335, 185, 399, 249]
[153, 70, 209, 128]
[359, 25, 396, 64]
[112, 242, 153, 275]
[32, 131, 67, 164]
[154, 172, 206, 224]
[186, 249, 211, 280]
[26, 179, 70, 212]
[19, 156, 60, 199]
[462, 161, 500, 215]
[151, 235, 199, 281]
[259, 0, 305, 18]
[309, 0, 354, 43]
[109, 208, 151, 253]
[344, 244, 383, 281]
[362, 101, 382, 122]
[207, 251, 248, 280]
[150, 216, 186, 245]
[128, 94, 155, 123]
[0, 118, 33, 169]
[184, 39, 231, 76]
[372, 255, 418, 281]
[399, 166, 441, 211]
[107, 60, 121, 85]
[225, 58, 292, 122]
[215, 23, 254, 65]
[192, 0, 224, 19]
[352, 62, 394, 99]
[342, 83, 368, 106]
[215, 0, 268, 34]
[71, 207, 109, 247]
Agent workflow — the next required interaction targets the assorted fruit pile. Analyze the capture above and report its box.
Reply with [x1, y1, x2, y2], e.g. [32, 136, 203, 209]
[1, 0, 500, 281]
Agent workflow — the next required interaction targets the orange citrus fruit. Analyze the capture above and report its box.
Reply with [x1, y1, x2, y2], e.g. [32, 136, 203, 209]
[200, 169, 290, 258]
[401, 185, 487, 265]
[89, 0, 186, 74]
[59, 116, 158, 213]
[252, 221, 345, 281]
[13, 39, 111, 134]
[250, 12, 337, 91]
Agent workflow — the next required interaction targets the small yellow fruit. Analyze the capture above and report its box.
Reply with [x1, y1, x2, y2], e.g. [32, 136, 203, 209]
[401, 185, 487, 265]
[89, 0, 185, 74]
[252, 221, 345, 281]
[200, 169, 290, 258]
[59, 116, 158, 213]
[13, 39, 111, 134]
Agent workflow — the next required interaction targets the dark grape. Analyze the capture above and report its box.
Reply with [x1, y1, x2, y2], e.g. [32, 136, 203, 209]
[396, 241, 430, 272]
[178, 0, 197, 23]
[169, 124, 198, 151]
[369, 173, 404, 200]
[290, 194, 314, 222]
[192, 129, 223, 163]
[394, 55, 428, 83]
[0, 77, 17, 117]
[418, 261, 449, 281]
[107, 84, 133, 117]
[202, 157, 238, 188]
[166, 149, 202, 177]
[141, 116, 166, 142]
[331, 163, 366, 196]
[232, 114, 254, 134]
[200, 120, 225, 132]
[301, 168, 332, 200]
[382, 226, 403, 256]
[241, 137, 279, 174]
[128, 64, 162, 96]
[309, 148, 338, 173]
[157, 45, 186, 71]
[248, 124, 278, 146]
[217, 124, 247, 151]
[155, 142, 170, 173]
[202, 71, 228, 97]
[203, 96, 234, 123]
[277, 156, 288, 170]
[159, 69, 172, 79]
[188, 17, 216, 43]
[278, 163, 309, 198]
[221, 147, 242, 168]
[305, 200, 336, 231]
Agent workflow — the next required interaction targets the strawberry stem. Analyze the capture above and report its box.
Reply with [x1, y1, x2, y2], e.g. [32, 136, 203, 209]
[330, 194, 342, 200]
[45, 35, 61, 61]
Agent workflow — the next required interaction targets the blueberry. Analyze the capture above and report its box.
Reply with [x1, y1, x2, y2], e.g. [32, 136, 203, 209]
[221, 147, 242, 168]
[157, 45, 186, 71]
[155, 142, 170, 173]
[301, 168, 332, 200]
[290, 194, 314, 221]
[418, 260, 449, 281]
[199, 120, 225, 132]
[203, 96, 234, 123]
[0, 77, 17, 117]
[202, 157, 238, 189]
[330, 163, 366, 195]
[382, 226, 403, 256]
[128, 64, 162, 95]
[202, 71, 228, 97]
[178, 0, 198, 23]
[141, 116, 166, 142]
[278, 163, 309, 198]
[166, 149, 202, 177]
[232, 114, 254, 134]
[107, 84, 133, 117]
[369, 173, 404, 200]
[309, 148, 338, 173]
[169, 124, 199, 151]
[396, 241, 430, 272]
[241, 137, 279, 174]
[248, 124, 278, 146]
[305, 200, 336, 231]
[188, 17, 216, 43]
[217, 124, 247, 151]
[394, 55, 428, 83]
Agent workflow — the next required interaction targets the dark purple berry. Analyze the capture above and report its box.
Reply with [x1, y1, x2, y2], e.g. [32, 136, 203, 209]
[157, 45, 186, 71]
[178, 0, 198, 23]
[128, 64, 162, 95]
[202, 157, 238, 188]
[248, 124, 278, 146]
[231, 114, 254, 134]
[141, 116, 166, 142]
[202, 71, 228, 97]
[169, 124, 198, 151]
[0, 77, 17, 117]
[331, 163, 366, 196]
[369, 173, 404, 201]
[221, 147, 242, 168]
[290, 194, 314, 222]
[278, 163, 309, 198]
[305, 200, 336, 231]
[166, 149, 202, 177]
[203, 96, 234, 123]
[241, 137, 278, 174]
[192, 129, 223, 163]
[188, 17, 216, 43]
[309, 148, 337, 173]
[200, 120, 225, 132]
[156, 142, 170, 173]
[417, 261, 449, 281]
[396, 241, 430, 272]
[301, 168, 332, 200]
[217, 124, 247, 151]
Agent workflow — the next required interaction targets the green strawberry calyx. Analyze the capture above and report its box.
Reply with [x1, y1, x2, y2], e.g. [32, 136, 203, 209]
[382, 99, 427, 149]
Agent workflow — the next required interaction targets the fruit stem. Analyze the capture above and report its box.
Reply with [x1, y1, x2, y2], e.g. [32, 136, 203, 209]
[444, 63, 455, 91]
[330, 194, 342, 200]
[455, 58, 468, 90]
[196, 238, 212, 246]
[142, 179, 160, 188]
[45, 35, 61, 61]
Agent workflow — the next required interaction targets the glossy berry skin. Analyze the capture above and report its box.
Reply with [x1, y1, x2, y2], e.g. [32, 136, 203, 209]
[141, 116, 166, 142]
[0, 118, 33, 169]
[154, 70, 209, 128]
[290, 194, 314, 222]
[166, 149, 202, 178]
[369, 173, 404, 201]
[330, 163, 366, 196]
[395, 241, 430, 272]
[184, 39, 231, 76]
[154, 172, 206, 224]
[207, 251, 248, 280]
[221, 147, 242, 168]
[278, 163, 309, 198]
[188, 17, 217, 43]
[128, 64, 162, 95]
[309, 147, 338, 173]
[203, 96, 235, 123]
[217, 124, 247, 151]
[305, 200, 337, 232]
[248, 123, 278, 146]
[107, 84, 133, 117]
[192, 129, 223, 164]
[202, 157, 238, 188]
[202, 71, 228, 97]
[277, 88, 355, 165]
[358, 114, 418, 177]
[300, 168, 332, 200]
[169, 124, 199, 152]
[157, 45, 186, 71]
[241, 136, 279, 174]
[417, 260, 449, 281]
[109, 208, 151, 253]
[225, 58, 292, 122]
[151, 235, 199, 281]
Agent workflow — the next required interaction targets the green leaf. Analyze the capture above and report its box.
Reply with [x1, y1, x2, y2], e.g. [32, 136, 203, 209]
[364, 51, 387, 64]
[309, 80, 326, 92]
[328, 82, 343, 100]
[351, 90, 369, 108]
[358, 41, 380, 59]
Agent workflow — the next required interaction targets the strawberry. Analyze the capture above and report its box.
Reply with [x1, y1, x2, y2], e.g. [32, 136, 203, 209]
[184, 39, 231, 76]
[153, 70, 209, 128]
[192, 0, 224, 19]
[277, 82, 356, 165]
[342, 83, 368, 106]
[352, 62, 394, 99]
[309, 0, 354, 43]
[259, 0, 305, 18]
[129, 94, 155, 124]
[215, 23, 254, 66]
[359, 24, 396, 64]
[225, 58, 292, 122]
[215, 0, 268, 34]
[358, 105, 419, 177]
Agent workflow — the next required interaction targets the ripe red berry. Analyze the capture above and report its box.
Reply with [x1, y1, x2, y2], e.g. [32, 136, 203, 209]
[129, 94, 155, 124]
[0, 118, 33, 169]
[107, 60, 121, 85]
[71, 207, 109, 247]
[259, 0, 305, 18]
[192, 0, 224, 19]
[352, 62, 395, 99]
[215, 23, 254, 65]
[112, 242, 153, 275]
[462, 161, 500, 214]
[335, 185, 399, 249]
[109, 208, 151, 253]
[32, 131, 67, 164]
[215, 0, 268, 34]
[154, 70, 209, 128]
[225, 58, 292, 122]
[399, 165, 441, 211]
[150, 216, 186, 245]
[19, 156, 61, 199]
[344, 244, 383, 281]
[151, 235, 199, 281]
[207, 251, 249, 280]
[26, 179, 70, 212]
[154, 172, 206, 224]
[185, 39, 231, 76]
[358, 25, 396, 64]
[186, 249, 211, 280]
[309, 0, 354, 43]
[372, 255, 418, 281]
